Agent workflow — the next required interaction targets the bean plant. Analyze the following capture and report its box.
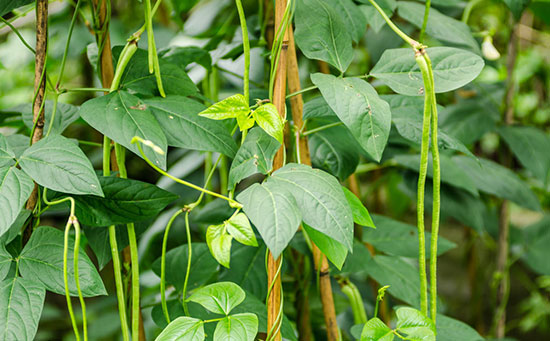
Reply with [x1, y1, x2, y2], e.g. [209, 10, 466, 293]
[0, 0, 549, 340]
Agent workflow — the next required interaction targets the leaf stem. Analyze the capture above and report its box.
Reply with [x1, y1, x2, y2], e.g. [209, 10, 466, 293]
[160, 209, 184, 323]
[286, 85, 318, 99]
[132, 137, 242, 208]
[56, 0, 82, 89]
[301, 121, 343, 136]
[367, 0, 421, 49]
[235, 0, 250, 104]
[419, 0, 430, 42]
[63, 219, 81, 341]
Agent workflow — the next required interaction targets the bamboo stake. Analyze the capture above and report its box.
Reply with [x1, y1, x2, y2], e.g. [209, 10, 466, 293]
[287, 27, 339, 341]
[23, 0, 48, 244]
[267, 1, 289, 340]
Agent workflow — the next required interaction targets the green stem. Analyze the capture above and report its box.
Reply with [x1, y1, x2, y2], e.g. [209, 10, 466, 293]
[45, 93, 59, 137]
[268, 0, 294, 101]
[57, 0, 82, 88]
[61, 87, 110, 93]
[367, 0, 421, 49]
[182, 211, 192, 316]
[72, 218, 88, 341]
[114, 143, 140, 340]
[301, 121, 343, 136]
[235, 0, 250, 104]
[462, 0, 484, 23]
[425, 53, 441, 323]
[132, 138, 241, 207]
[419, 0, 430, 42]
[110, 41, 138, 92]
[415, 52, 432, 317]
[286, 85, 318, 99]
[103, 138, 130, 341]
[0, 17, 36, 54]
[160, 209, 184, 323]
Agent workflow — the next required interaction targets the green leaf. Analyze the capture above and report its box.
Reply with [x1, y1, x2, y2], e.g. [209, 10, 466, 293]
[0, 0, 34, 16]
[116, 47, 198, 97]
[49, 176, 178, 227]
[371, 47, 484, 96]
[395, 307, 436, 341]
[199, 94, 249, 121]
[206, 223, 233, 268]
[237, 182, 301, 258]
[358, 0, 397, 33]
[453, 156, 541, 211]
[331, 0, 366, 43]
[390, 102, 475, 158]
[0, 277, 45, 340]
[159, 46, 212, 71]
[152, 243, 218, 291]
[303, 96, 337, 120]
[361, 317, 394, 341]
[311, 73, 391, 162]
[214, 313, 259, 341]
[342, 187, 375, 228]
[253, 103, 284, 144]
[18, 101, 80, 135]
[269, 163, 354, 250]
[0, 244, 12, 281]
[294, 0, 354, 72]
[0, 210, 30, 245]
[19, 135, 103, 196]
[397, 1, 480, 53]
[0, 167, 33, 238]
[227, 213, 258, 247]
[521, 216, 550, 275]
[503, 0, 531, 20]
[154, 316, 204, 341]
[365, 255, 421, 307]
[79, 91, 167, 169]
[308, 119, 360, 180]
[436, 314, 484, 341]
[498, 126, 550, 185]
[393, 153, 479, 197]
[19, 226, 107, 297]
[439, 99, 499, 145]
[187, 281, 246, 315]
[144, 96, 238, 157]
[303, 223, 347, 270]
[219, 244, 267, 299]
[363, 214, 455, 258]
[0, 134, 15, 168]
[228, 127, 280, 188]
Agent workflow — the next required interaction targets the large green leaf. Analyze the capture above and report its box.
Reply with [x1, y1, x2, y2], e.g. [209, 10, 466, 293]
[0, 210, 30, 245]
[229, 128, 280, 189]
[226, 213, 257, 247]
[18, 135, 103, 196]
[294, 0, 354, 72]
[498, 126, 550, 185]
[308, 119, 360, 180]
[303, 96, 337, 120]
[0, 277, 45, 341]
[395, 307, 436, 341]
[342, 187, 375, 228]
[393, 153, 479, 197]
[199, 94, 249, 120]
[453, 156, 541, 211]
[116, 47, 198, 97]
[18, 101, 80, 135]
[154, 317, 204, 341]
[361, 317, 394, 341]
[363, 214, 455, 258]
[521, 216, 550, 275]
[214, 313, 259, 341]
[144, 96, 238, 157]
[391, 104, 475, 158]
[365, 255, 421, 307]
[253, 103, 284, 144]
[371, 47, 484, 96]
[187, 281, 245, 315]
[439, 99, 498, 145]
[331, 0, 367, 43]
[436, 314, 484, 341]
[152, 243, 218, 291]
[0, 244, 12, 281]
[0, 134, 15, 168]
[159, 46, 212, 71]
[49, 176, 178, 227]
[79, 91, 167, 169]
[303, 223, 347, 270]
[18, 226, 107, 297]
[237, 182, 301, 258]
[311, 73, 391, 162]
[397, 1, 480, 53]
[206, 223, 233, 268]
[0, 167, 33, 238]
[219, 244, 267, 299]
[0, 0, 34, 16]
[269, 163, 355, 251]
